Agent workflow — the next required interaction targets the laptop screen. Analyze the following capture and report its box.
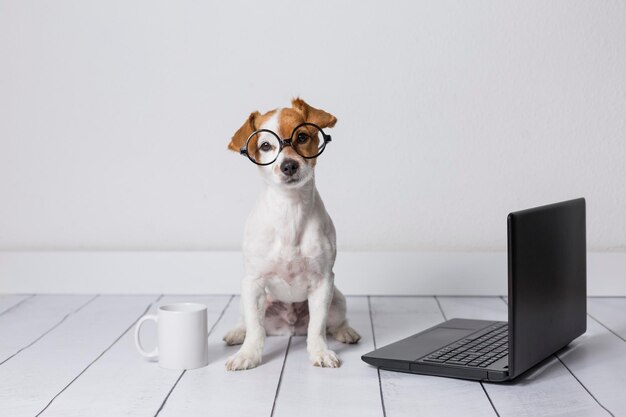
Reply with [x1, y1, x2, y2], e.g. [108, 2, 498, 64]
[507, 198, 587, 378]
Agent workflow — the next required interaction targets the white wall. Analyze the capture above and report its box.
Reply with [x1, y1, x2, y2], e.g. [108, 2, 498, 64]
[1, 0, 625, 252]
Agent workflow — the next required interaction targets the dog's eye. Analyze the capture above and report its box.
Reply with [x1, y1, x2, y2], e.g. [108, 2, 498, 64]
[296, 132, 309, 144]
[260, 142, 272, 152]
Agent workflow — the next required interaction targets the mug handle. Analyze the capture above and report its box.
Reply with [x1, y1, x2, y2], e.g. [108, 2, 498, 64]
[134, 314, 159, 359]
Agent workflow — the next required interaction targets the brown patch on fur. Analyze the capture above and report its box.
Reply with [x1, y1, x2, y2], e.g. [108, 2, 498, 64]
[291, 97, 337, 129]
[228, 111, 258, 152]
[228, 109, 278, 153]
[276, 106, 331, 168]
[276, 108, 305, 139]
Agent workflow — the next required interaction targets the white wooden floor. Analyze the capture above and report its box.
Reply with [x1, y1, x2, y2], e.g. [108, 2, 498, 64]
[1, 295, 625, 417]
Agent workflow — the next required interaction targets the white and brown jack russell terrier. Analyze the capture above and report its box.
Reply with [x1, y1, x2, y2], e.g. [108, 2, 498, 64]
[223, 98, 361, 370]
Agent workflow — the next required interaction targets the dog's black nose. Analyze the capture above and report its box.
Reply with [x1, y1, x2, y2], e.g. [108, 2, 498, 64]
[280, 159, 299, 177]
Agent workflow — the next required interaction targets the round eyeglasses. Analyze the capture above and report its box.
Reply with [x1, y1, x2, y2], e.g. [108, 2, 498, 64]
[240, 123, 332, 166]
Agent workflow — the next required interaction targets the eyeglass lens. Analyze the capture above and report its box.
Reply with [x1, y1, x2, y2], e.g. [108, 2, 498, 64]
[291, 124, 325, 159]
[246, 131, 281, 165]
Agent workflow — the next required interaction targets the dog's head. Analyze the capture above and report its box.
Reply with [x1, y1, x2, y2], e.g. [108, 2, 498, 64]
[228, 98, 337, 188]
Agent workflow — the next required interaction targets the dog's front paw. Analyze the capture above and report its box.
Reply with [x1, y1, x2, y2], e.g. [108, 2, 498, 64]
[333, 325, 361, 344]
[225, 351, 262, 371]
[223, 327, 246, 346]
[309, 349, 341, 368]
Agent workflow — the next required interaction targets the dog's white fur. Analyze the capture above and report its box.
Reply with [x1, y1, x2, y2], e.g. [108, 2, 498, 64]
[224, 106, 361, 370]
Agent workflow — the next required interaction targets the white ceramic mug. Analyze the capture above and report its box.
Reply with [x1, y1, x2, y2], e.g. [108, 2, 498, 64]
[134, 302, 209, 370]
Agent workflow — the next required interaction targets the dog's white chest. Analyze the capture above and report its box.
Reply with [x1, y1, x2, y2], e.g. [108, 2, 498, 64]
[260, 239, 323, 302]
[242, 181, 336, 303]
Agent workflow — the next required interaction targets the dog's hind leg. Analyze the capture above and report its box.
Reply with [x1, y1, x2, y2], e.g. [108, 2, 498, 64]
[223, 294, 248, 345]
[223, 298, 246, 345]
[326, 287, 361, 344]
[223, 323, 246, 345]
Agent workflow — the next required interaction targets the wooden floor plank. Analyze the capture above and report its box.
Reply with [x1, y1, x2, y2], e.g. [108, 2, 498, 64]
[0, 295, 158, 417]
[556, 315, 626, 416]
[0, 294, 33, 315]
[0, 295, 95, 364]
[437, 297, 609, 417]
[39, 295, 231, 417]
[271, 297, 382, 417]
[587, 298, 626, 341]
[157, 296, 290, 417]
[370, 297, 497, 417]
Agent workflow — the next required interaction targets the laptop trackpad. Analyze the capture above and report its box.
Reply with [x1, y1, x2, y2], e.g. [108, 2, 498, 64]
[412, 327, 474, 359]
[367, 326, 478, 362]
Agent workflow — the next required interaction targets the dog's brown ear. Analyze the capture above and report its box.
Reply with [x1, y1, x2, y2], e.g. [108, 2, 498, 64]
[228, 111, 260, 152]
[291, 98, 337, 129]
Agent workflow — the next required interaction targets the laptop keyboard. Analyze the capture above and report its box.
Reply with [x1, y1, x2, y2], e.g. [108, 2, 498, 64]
[420, 322, 508, 368]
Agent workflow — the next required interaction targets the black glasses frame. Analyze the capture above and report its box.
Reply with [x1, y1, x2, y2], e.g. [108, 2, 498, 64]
[239, 122, 332, 166]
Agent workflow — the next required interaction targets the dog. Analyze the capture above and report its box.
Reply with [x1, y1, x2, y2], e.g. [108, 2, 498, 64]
[223, 98, 361, 370]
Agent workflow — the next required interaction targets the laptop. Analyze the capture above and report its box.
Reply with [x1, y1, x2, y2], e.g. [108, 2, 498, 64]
[362, 198, 586, 382]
